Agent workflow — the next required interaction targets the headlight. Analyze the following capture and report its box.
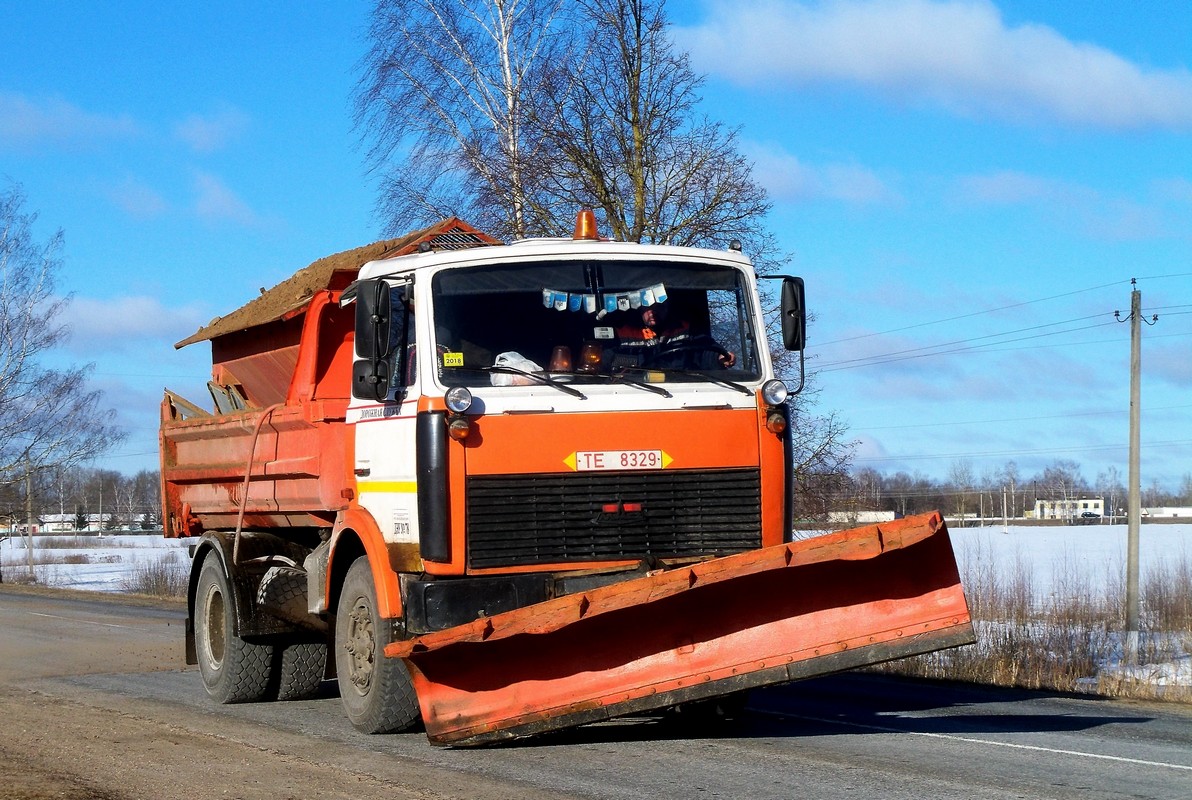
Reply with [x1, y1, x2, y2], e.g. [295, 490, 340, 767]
[445, 387, 473, 413]
[761, 379, 789, 406]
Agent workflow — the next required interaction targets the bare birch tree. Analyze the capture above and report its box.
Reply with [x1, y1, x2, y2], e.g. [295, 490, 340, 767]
[1097, 465, 1125, 522]
[356, 0, 852, 517]
[531, 0, 774, 254]
[948, 459, 975, 525]
[0, 184, 124, 488]
[357, 0, 569, 239]
[1036, 459, 1085, 522]
[357, 0, 775, 254]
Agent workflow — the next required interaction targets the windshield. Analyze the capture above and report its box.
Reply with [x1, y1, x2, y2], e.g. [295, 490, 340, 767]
[429, 259, 762, 388]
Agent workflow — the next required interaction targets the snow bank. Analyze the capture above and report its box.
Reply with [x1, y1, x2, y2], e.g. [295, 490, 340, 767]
[0, 533, 189, 592]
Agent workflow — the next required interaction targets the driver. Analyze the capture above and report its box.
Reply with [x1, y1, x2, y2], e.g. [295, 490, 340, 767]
[615, 301, 736, 368]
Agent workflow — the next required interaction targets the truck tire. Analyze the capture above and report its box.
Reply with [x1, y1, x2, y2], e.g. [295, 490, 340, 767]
[194, 553, 275, 703]
[275, 639, 328, 701]
[335, 557, 421, 733]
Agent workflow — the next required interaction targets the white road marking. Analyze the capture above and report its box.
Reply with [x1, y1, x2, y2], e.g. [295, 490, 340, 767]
[26, 611, 141, 631]
[761, 710, 1192, 772]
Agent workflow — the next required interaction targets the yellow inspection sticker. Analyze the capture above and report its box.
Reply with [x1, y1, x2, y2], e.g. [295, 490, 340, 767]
[441, 351, 464, 367]
[564, 450, 673, 471]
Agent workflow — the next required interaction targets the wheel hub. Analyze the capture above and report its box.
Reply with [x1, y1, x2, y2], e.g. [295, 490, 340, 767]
[200, 583, 226, 671]
[344, 599, 375, 692]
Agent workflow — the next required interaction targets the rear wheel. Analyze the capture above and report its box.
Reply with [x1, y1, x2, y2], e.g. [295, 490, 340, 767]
[275, 639, 328, 701]
[334, 557, 421, 733]
[194, 553, 274, 703]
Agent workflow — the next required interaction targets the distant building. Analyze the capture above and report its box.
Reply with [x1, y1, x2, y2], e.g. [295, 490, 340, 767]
[1142, 507, 1192, 519]
[36, 513, 114, 533]
[1032, 497, 1104, 520]
[39, 514, 78, 533]
[827, 510, 898, 525]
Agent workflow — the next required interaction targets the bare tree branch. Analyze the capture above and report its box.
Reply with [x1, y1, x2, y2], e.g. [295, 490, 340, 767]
[0, 184, 124, 483]
[355, 0, 853, 515]
[356, 0, 569, 239]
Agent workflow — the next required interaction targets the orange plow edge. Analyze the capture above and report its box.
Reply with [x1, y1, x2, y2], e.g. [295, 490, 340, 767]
[386, 511, 974, 746]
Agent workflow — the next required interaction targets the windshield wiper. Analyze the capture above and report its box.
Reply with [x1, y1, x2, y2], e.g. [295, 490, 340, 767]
[603, 373, 673, 398]
[630, 368, 754, 396]
[470, 365, 588, 399]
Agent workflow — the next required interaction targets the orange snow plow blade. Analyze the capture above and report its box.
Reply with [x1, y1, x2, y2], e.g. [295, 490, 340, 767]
[387, 511, 973, 746]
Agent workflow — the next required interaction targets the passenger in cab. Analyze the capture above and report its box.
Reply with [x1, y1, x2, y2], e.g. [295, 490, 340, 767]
[615, 300, 736, 369]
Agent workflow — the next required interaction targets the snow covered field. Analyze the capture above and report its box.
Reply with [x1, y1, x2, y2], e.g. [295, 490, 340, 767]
[3, 523, 1188, 689]
[948, 522, 1191, 599]
[4, 524, 1187, 593]
[0, 532, 188, 593]
[2, 522, 1188, 599]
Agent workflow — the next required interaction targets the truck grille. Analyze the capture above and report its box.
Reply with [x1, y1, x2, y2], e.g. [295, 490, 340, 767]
[465, 468, 761, 568]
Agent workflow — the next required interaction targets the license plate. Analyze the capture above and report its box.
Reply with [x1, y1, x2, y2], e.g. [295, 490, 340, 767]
[566, 450, 672, 471]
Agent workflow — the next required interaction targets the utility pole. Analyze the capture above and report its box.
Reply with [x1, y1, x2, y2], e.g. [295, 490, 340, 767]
[1117, 280, 1158, 664]
[1126, 285, 1141, 662]
[1002, 485, 1008, 534]
[24, 455, 35, 576]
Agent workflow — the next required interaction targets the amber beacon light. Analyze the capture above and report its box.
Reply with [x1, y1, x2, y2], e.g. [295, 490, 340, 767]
[573, 208, 599, 240]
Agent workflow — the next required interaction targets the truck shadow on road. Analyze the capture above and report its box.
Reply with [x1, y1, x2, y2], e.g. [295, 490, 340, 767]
[513, 672, 1151, 749]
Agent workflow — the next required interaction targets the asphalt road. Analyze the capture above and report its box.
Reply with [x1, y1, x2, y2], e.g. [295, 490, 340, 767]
[2, 586, 1190, 799]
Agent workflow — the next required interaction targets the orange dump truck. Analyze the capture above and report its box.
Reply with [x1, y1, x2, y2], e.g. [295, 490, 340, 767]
[161, 213, 973, 745]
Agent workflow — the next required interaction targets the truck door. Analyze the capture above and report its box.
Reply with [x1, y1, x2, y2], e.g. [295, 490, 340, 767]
[349, 278, 422, 569]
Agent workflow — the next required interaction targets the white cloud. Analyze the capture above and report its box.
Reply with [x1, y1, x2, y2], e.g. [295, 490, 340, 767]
[1149, 343, 1192, 388]
[1152, 177, 1192, 205]
[745, 142, 898, 203]
[676, 0, 1192, 129]
[173, 108, 249, 154]
[106, 177, 169, 219]
[193, 172, 260, 225]
[955, 170, 1167, 240]
[1081, 198, 1164, 241]
[956, 170, 1075, 204]
[0, 92, 141, 150]
[61, 295, 207, 354]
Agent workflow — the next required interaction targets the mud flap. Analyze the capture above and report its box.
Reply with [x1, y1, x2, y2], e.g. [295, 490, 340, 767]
[386, 512, 974, 746]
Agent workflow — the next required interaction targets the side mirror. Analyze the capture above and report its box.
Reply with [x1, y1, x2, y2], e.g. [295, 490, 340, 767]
[354, 279, 392, 359]
[780, 277, 806, 352]
[352, 359, 391, 402]
[352, 279, 393, 401]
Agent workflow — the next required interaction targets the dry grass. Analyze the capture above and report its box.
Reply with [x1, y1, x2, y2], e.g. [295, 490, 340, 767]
[1, 551, 106, 568]
[877, 545, 1192, 702]
[119, 552, 187, 598]
[2, 538, 185, 599]
[22, 535, 138, 549]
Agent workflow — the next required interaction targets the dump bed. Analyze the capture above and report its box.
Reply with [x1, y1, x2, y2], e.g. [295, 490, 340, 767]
[160, 398, 351, 536]
[162, 220, 498, 539]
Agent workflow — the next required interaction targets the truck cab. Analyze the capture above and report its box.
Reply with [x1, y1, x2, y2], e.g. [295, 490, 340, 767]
[344, 224, 799, 636]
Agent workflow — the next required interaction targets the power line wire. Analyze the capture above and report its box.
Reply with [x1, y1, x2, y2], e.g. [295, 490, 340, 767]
[820, 318, 1119, 371]
[816, 279, 1128, 348]
[1136, 271, 1192, 281]
[853, 438, 1192, 464]
[857, 403, 1192, 432]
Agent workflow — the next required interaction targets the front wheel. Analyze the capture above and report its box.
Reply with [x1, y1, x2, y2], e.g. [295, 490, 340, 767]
[334, 557, 421, 734]
[194, 552, 274, 703]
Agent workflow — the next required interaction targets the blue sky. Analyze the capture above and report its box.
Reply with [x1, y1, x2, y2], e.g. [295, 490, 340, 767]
[2, 0, 1189, 493]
